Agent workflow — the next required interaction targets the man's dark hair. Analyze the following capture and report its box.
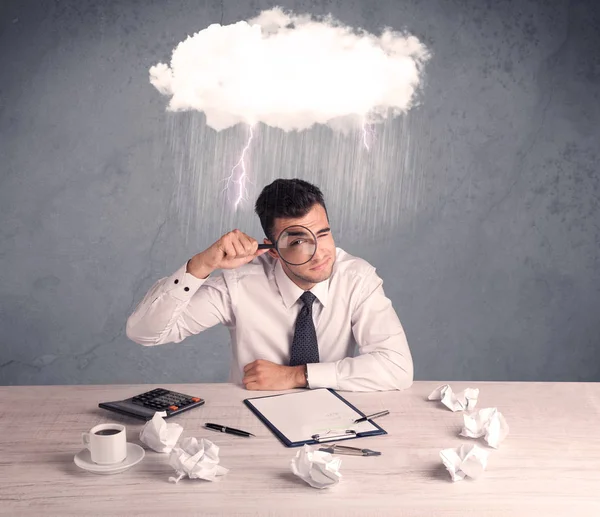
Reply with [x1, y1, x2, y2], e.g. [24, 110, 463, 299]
[254, 178, 328, 241]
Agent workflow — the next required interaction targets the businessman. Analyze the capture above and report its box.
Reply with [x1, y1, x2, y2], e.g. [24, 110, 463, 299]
[126, 178, 413, 391]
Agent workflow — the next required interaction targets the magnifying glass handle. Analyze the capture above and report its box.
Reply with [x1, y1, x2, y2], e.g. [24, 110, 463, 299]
[257, 244, 275, 250]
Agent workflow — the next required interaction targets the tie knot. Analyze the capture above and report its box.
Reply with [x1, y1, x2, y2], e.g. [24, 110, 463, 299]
[300, 291, 316, 306]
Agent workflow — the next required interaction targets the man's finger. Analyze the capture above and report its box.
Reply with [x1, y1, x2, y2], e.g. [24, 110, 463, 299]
[243, 361, 257, 373]
[232, 230, 253, 255]
[222, 237, 237, 259]
[238, 232, 256, 254]
[243, 373, 258, 384]
[230, 235, 246, 256]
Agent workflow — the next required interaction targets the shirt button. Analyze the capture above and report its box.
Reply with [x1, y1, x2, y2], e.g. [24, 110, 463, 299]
[184, 287, 190, 292]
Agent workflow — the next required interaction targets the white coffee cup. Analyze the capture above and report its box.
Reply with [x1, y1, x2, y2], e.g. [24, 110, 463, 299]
[82, 423, 127, 465]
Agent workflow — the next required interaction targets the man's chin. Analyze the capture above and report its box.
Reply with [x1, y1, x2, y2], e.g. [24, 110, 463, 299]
[308, 264, 334, 284]
[287, 259, 335, 285]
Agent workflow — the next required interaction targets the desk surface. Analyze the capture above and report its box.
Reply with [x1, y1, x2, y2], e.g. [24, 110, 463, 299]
[0, 381, 599, 517]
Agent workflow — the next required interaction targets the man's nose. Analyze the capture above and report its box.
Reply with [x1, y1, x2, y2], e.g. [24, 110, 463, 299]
[311, 244, 326, 262]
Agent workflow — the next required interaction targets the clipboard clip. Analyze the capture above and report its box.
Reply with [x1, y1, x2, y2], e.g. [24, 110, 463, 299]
[311, 430, 357, 443]
[318, 444, 382, 456]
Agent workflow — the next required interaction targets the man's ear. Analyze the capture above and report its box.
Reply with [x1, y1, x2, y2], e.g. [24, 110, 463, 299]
[264, 238, 278, 260]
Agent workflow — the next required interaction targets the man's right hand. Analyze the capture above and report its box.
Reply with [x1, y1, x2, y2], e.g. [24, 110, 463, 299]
[186, 229, 269, 279]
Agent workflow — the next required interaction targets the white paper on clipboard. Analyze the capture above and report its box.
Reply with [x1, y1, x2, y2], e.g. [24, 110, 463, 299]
[246, 388, 381, 443]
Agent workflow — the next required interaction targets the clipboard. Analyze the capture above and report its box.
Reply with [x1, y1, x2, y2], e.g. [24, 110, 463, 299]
[244, 388, 387, 447]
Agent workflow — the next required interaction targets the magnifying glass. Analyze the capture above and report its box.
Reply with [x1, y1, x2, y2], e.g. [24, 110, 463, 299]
[257, 225, 317, 266]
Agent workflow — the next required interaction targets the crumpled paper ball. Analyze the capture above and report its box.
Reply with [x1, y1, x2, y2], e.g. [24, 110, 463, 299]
[139, 411, 183, 453]
[168, 437, 229, 483]
[440, 443, 489, 481]
[460, 407, 509, 448]
[428, 384, 479, 412]
[290, 445, 342, 489]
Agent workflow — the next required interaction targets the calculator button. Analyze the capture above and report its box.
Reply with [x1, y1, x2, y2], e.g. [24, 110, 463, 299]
[191, 397, 201, 402]
[168, 405, 179, 411]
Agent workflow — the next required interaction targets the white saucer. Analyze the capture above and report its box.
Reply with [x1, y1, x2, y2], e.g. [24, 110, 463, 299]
[74, 442, 145, 475]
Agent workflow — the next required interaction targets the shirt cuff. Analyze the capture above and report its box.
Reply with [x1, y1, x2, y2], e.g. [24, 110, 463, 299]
[164, 262, 209, 302]
[306, 362, 338, 390]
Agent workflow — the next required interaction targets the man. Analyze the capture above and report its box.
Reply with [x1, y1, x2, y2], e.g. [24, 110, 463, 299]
[126, 178, 413, 391]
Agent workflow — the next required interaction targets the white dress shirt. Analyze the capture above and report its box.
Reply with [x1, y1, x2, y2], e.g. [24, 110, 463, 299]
[126, 247, 413, 391]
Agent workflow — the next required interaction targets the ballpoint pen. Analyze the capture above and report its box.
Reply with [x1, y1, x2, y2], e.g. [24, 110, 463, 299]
[353, 409, 390, 424]
[205, 423, 255, 437]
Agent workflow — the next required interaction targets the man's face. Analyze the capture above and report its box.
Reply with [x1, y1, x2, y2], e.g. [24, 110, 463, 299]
[267, 203, 336, 289]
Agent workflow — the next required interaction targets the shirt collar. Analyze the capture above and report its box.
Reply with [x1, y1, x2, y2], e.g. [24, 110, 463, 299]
[274, 259, 329, 309]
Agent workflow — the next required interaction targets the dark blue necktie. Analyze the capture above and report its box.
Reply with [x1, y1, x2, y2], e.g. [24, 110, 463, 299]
[289, 291, 320, 366]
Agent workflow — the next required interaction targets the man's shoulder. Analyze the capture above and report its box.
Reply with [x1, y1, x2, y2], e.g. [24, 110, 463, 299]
[333, 248, 376, 278]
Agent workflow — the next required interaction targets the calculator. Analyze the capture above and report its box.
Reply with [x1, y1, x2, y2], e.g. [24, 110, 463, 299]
[98, 388, 205, 420]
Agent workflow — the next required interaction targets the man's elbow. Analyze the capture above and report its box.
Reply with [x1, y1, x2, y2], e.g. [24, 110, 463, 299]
[125, 318, 159, 347]
[386, 352, 414, 391]
[393, 363, 413, 390]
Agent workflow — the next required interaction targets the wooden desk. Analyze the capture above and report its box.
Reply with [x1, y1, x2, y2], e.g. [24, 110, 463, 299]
[0, 382, 599, 516]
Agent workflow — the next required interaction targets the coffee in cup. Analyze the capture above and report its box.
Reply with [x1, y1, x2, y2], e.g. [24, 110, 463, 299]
[94, 428, 121, 436]
[82, 423, 127, 464]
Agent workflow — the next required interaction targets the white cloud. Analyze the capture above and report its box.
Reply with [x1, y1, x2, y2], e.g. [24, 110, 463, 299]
[150, 7, 430, 132]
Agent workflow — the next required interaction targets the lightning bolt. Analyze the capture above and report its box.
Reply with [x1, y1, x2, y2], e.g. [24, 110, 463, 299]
[362, 121, 370, 151]
[221, 124, 255, 210]
[362, 120, 375, 151]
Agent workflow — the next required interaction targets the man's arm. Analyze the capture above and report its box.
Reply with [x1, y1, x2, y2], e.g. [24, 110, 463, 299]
[307, 268, 413, 391]
[125, 260, 232, 345]
[126, 229, 268, 346]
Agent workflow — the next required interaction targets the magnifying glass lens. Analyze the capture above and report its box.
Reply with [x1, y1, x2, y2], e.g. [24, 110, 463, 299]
[276, 225, 317, 266]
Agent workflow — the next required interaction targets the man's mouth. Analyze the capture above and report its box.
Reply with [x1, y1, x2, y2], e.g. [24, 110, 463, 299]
[310, 258, 330, 271]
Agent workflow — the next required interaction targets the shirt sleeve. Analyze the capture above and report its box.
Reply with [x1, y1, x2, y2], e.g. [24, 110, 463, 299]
[125, 262, 233, 346]
[307, 268, 413, 391]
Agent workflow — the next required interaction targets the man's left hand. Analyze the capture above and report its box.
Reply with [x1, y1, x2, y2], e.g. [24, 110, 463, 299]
[243, 360, 306, 390]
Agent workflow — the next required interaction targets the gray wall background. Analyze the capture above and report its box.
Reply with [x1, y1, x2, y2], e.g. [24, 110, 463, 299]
[1, 0, 599, 385]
